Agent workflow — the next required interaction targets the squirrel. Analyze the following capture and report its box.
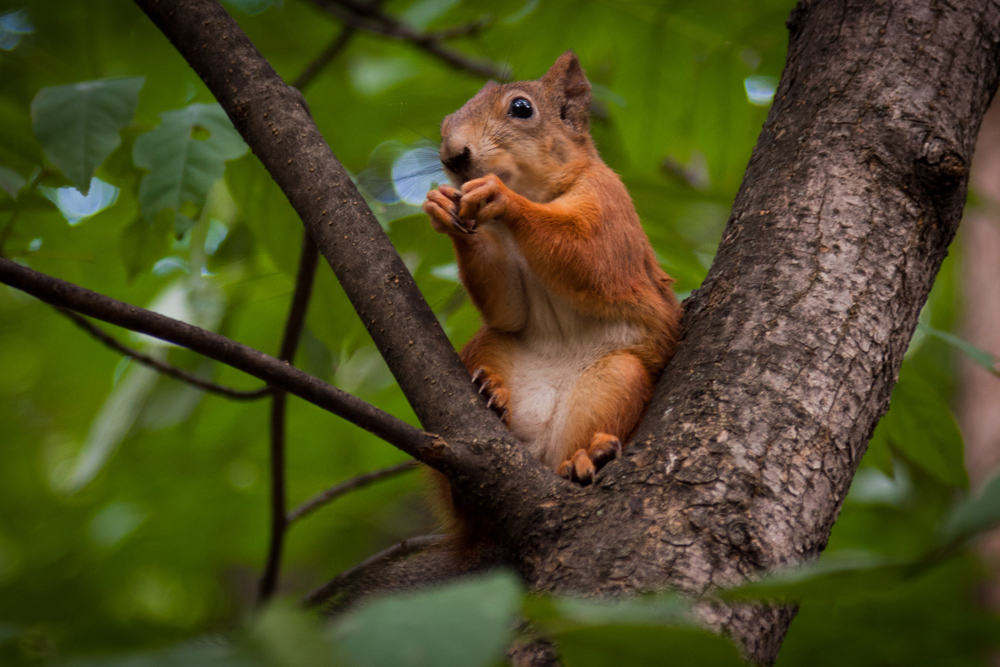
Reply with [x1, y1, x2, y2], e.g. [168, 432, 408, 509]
[422, 51, 681, 543]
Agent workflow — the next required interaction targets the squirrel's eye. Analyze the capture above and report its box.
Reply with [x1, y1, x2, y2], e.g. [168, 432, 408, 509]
[508, 97, 533, 119]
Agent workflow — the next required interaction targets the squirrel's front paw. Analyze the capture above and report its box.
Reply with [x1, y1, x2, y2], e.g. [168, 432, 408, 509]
[458, 174, 511, 224]
[423, 185, 476, 235]
[471, 367, 511, 426]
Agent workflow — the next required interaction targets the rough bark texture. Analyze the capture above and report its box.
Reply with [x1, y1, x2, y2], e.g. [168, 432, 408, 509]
[505, 0, 1000, 660]
[127, 0, 1000, 663]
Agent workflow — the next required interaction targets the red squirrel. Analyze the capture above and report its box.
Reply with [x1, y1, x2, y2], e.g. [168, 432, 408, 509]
[423, 51, 681, 531]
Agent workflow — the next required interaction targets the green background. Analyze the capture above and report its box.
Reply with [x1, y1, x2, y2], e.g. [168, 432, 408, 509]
[1, 0, 998, 664]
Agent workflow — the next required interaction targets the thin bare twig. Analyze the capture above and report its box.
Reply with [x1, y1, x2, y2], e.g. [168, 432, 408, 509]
[426, 16, 491, 41]
[292, 0, 388, 92]
[291, 23, 356, 91]
[301, 534, 446, 608]
[259, 234, 320, 603]
[309, 0, 507, 80]
[259, 15, 374, 600]
[288, 460, 418, 523]
[0, 257, 437, 458]
[58, 308, 271, 400]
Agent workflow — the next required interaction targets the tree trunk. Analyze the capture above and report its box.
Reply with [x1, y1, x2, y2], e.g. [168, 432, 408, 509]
[130, 0, 1000, 663]
[505, 0, 1000, 660]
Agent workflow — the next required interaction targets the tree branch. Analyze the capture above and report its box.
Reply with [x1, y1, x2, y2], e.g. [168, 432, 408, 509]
[291, 0, 388, 91]
[309, 0, 506, 80]
[259, 233, 320, 602]
[131, 0, 555, 528]
[0, 257, 437, 461]
[301, 534, 446, 608]
[126, 3, 1000, 664]
[57, 307, 271, 400]
[290, 25, 355, 92]
[287, 460, 417, 523]
[291, 26, 357, 90]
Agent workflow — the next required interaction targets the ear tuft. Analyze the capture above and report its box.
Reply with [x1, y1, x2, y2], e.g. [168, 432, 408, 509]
[541, 51, 592, 134]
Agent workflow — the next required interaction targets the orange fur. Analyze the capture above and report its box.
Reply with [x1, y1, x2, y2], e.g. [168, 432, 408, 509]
[423, 51, 682, 545]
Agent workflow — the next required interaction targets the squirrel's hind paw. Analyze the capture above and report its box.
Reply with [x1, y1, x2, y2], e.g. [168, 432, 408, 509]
[558, 433, 622, 485]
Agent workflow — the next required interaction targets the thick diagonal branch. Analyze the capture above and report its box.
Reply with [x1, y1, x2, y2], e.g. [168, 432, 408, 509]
[131, 0, 556, 521]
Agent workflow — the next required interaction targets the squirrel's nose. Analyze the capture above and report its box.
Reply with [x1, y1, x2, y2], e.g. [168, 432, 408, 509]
[442, 146, 472, 179]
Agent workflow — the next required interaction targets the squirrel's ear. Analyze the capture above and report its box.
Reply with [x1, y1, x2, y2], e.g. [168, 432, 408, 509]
[541, 50, 591, 134]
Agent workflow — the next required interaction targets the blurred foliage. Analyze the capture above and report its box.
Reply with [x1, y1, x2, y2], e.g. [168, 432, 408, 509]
[1, 0, 999, 665]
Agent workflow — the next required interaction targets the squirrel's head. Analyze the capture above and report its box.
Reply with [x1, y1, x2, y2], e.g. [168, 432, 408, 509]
[438, 51, 596, 203]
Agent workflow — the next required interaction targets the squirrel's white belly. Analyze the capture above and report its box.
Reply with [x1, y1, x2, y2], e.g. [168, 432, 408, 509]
[506, 341, 599, 468]
[504, 252, 642, 468]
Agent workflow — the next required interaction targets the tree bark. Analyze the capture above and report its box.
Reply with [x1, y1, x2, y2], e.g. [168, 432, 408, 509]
[128, 0, 1000, 663]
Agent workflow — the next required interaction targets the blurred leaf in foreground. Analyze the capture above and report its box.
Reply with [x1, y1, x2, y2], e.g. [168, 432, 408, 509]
[874, 361, 968, 489]
[330, 571, 522, 667]
[936, 471, 1000, 552]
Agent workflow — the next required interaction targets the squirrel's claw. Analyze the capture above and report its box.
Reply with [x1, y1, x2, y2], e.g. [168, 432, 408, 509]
[424, 186, 476, 236]
[448, 210, 476, 234]
[470, 366, 510, 426]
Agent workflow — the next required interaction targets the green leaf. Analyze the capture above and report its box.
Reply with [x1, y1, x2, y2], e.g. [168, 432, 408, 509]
[877, 362, 968, 488]
[936, 472, 1000, 551]
[917, 323, 999, 376]
[174, 213, 197, 238]
[722, 550, 907, 604]
[523, 594, 742, 667]
[330, 571, 522, 667]
[556, 626, 744, 667]
[525, 593, 691, 631]
[133, 103, 248, 223]
[31, 77, 144, 193]
[245, 602, 339, 667]
[226, 156, 301, 274]
[0, 165, 26, 198]
[121, 215, 171, 281]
